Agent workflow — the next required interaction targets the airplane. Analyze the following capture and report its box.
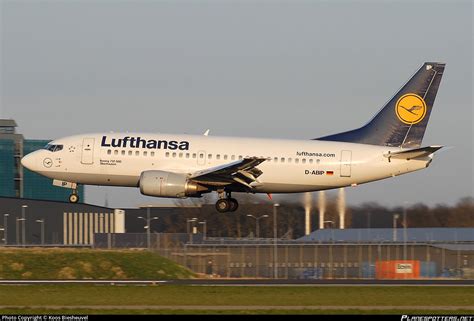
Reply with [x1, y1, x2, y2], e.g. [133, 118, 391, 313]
[21, 62, 445, 213]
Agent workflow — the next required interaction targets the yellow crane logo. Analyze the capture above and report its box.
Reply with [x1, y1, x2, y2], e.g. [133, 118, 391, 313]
[395, 93, 427, 124]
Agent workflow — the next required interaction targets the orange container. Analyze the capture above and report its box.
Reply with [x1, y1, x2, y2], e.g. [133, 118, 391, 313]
[376, 260, 420, 279]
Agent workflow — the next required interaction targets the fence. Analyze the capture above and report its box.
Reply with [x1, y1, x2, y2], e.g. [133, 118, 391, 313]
[94, 233, 474, 279]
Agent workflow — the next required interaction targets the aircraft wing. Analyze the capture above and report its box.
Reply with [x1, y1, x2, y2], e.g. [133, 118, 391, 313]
[189, 157, 267, 188]
[384, 145, 443, 160]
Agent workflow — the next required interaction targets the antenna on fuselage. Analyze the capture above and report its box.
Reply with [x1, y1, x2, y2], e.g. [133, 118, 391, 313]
[203, 129, 210, 136]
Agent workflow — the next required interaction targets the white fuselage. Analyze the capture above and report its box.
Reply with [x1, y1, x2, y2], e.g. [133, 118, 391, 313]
[21, 132, 433, 196]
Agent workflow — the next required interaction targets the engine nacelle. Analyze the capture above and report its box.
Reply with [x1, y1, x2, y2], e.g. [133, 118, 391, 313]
[139, 170, 207, 198]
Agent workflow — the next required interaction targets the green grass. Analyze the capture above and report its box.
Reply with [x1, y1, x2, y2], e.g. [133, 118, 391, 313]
[0, 248, 194, 280]
[0, 285, 472, 306]
[0, 285, 472, 314]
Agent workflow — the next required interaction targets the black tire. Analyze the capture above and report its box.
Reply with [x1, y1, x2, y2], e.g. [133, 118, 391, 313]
[215, 199, 230, 213]
[228, 198, 239, 212]
[69, 193, 79, 203]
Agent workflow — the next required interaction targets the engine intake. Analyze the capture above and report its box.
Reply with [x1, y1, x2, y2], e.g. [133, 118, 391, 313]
[139, 170, 207, 198]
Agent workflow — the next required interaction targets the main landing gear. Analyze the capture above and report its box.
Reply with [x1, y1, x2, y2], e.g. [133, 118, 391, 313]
[69, 190, 79, 203]
[215, 191, 239, 213]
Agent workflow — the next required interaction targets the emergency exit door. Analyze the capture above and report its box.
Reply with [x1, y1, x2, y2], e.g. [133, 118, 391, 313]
[81, 138, 95, 164]
[197, 150, 206, 166]
[340, 150, 352, 177]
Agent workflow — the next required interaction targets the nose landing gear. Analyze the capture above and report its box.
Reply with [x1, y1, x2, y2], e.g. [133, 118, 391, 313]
[69, 190, 79, 203]
[215, 191, 239, 213]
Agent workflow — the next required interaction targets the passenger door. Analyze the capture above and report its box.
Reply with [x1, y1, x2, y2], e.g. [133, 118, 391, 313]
[81, 138, 95, 164]
[340, 150, 352, 177]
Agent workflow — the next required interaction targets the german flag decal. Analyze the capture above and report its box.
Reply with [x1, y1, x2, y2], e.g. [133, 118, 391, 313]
[326, 171, 334, 176]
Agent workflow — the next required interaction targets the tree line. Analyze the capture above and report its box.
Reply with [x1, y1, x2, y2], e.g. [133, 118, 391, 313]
[152, 196, 474, 239]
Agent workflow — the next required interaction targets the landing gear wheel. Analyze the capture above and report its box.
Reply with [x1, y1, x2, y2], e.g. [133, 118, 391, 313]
[228, 198, 239, 212]
[215, 199, 230, 213]
[69, 193, 79, 203]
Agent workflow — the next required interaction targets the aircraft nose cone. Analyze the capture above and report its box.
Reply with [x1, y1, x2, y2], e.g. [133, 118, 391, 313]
[21, 153, 37, 171]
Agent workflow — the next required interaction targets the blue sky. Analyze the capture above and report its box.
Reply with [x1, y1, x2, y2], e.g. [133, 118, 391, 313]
[1, 0, 472, 208]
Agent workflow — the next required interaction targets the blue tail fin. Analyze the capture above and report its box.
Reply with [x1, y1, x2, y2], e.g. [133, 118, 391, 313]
[316, 62, 445, 148]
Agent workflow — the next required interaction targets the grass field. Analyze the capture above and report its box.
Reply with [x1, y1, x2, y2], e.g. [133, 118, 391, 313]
[0, 248, 194, 279]
[0, 285, 472, 314]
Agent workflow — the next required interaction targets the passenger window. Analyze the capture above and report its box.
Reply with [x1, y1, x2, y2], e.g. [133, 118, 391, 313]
[179, 153, 183, 158]
[192, 153, 197, 159]
[143, 151, 148, 156]
[135, 151, 139, 156]
[238, 155, 243, 160]
[172, 152, 177, 158]
[309, 159, 313, 164]
[274, 157, 278, 162]
[317, 159, 321, 164]
[216, 154, 220, 160]
[199, 154, 204, 159]
[166, 152, 170, 158]
[128, 151, 132, 156]
[231, 155, 235, 160]
[288, 158, 292, 163]
[114, 150, 118, 155]
[151, 152, 155, 157]
[208, 154, 212, 159]
[302, 159, 306, 164]
[281, 157, 285, 163]
[186, 153, 190, 158]
[121, 150, 125, 156]
[107, 150, 111, 155]
[295, 158, 299, 164]
[224, 155, 228, 160]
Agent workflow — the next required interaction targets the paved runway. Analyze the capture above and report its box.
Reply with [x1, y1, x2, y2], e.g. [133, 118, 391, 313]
[0, 279, 472, 286]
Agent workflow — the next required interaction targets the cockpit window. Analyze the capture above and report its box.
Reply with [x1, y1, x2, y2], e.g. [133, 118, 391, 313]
[44, 144, 63, 152]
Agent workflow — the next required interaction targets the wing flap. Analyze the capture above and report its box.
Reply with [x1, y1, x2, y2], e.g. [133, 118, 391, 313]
[190, 157, 267, 189]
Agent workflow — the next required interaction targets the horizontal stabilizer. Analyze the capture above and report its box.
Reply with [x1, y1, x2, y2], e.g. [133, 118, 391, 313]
[384, 145, 443, 160]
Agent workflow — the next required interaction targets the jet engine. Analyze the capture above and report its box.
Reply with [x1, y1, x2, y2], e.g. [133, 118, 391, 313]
[139, 170, 208, 198]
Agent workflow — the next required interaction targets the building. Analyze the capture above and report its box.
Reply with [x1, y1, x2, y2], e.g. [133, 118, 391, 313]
[0, 196, 200, 246]
[298, 228, 474, 243]
[0, 197, 123, 245]
[0, 119, 84, 202]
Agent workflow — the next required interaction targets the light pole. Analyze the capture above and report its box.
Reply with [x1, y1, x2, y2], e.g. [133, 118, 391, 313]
[3, 214, 8, 245]
[393, 214, 399, 242]
[21, 205, 28, 245]
[186, 218, 197, 243]
[247, 214, 269, 238]
[273, 203, 279, 279]
[198, 221, 207, 240]
[16, 218, 26, 245]
[36, 219, 45, 245]
[138, 214, 159, 250]
[324, 220, 335, 241]
[403, 203, 408, 261]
